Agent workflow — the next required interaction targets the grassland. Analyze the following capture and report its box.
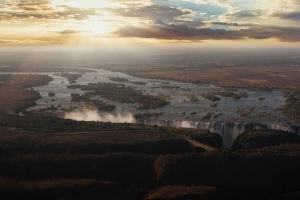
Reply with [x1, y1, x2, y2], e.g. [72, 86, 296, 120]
[232, 129, 300, 150]
[0, 74, 53, 116]
[0, 66, 95, 73]
[102, 65, 300, 89]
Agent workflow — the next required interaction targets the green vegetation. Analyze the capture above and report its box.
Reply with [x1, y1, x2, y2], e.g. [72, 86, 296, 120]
[202, 112, 213, 120]
[212, 91, 248, 99]
[201, 93, 220, 102]
[108, 77, 129, 82]
[201, 90, 247, 102]
[48, 92, 55, 97]
[55, 73, 82, 83]
[236, 109, 250, 117]
[187, 95, 199, 102]
[279, 89, 300, 123]
[248, 87, 274, 92]
[70, 93, 83, 102]
[1, 113, 134, 133]
[210, 103, 217, 107]
[134, 113, 163, 122]
[131, 81, 147, 85]
[213, 113, 222, 119]
[71, 93, 116, 111]
[94, 102, 116, 111]
[248, 106, 256, 111]
[232, 129, 300, 150]
[68, 82, 170, 109]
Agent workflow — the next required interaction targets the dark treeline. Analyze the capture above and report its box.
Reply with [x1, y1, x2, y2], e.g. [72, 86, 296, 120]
[1, 113, 300, 199]
[0, 139, 190, 157]
[0, 179, 129, 200]
[232, 129, 300, 150]
[1, 114, 134, 132]
[0, 153, 157, 188]
[153, 152, 300, 200]
[1, 151, 300, 199]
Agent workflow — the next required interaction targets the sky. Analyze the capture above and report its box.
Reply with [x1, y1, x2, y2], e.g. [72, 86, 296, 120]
[1, 0, 300, 48]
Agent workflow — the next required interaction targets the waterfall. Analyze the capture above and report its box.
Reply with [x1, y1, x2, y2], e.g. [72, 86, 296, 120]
[144, 119, 300, 147]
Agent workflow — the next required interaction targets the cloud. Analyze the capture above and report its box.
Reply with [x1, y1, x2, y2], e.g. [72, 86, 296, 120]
[56, 30, 80, 34]
[105, 3, 205, 28]
[0, 0, 99, 21]
[106, 4, 190, 22]
[211, 22, 242, 26]
[186, 0, 234, 8]
[115, 19, 300, 42]
[15, 0, 52, 11]
[272, 12, 300, 21]
[222, 10, 264, 21]
[116, 19, 241, 40]
[1, 0, 300, 45]
[0, 38, 50, 44]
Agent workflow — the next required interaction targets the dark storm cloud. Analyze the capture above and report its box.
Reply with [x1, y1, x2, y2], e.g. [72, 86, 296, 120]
[211, 22, 242, 26]
[115, 20, 300, 41]
[223, 10, 263, 20]
[116, 19, 242, 40]
[106, 3, 205, 28]
[272, 12, 300, 21]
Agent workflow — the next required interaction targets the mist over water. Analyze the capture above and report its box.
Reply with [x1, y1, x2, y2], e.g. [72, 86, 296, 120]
[23, 67, 299, 147]
[64, 109, 136, 123]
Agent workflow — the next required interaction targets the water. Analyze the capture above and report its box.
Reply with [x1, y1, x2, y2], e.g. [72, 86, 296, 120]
[16, 68, 299, 147]
[144, 119, 300, 147]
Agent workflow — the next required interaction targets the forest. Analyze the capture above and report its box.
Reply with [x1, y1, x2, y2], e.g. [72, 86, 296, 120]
[1, 116, 300, 200]
[68, 82, 170, 109]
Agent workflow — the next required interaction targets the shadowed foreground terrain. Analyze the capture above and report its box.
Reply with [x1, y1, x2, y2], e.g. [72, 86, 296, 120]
[1, 120, 300, 200]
